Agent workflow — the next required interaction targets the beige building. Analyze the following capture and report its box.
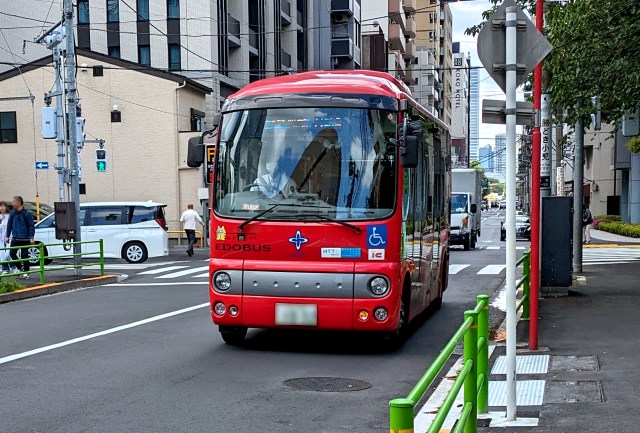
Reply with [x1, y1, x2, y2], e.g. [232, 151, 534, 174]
[0, 50, 209, 228]
[414, 0, 453, 125]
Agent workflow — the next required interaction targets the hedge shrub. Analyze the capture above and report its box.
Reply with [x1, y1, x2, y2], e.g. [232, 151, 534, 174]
[592, 215, 620, 229]
[598, 221, 640, 238]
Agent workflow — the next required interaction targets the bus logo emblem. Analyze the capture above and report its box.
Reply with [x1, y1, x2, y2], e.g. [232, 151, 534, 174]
[288, 230, 309, 250]
[216, 226, 226, 241]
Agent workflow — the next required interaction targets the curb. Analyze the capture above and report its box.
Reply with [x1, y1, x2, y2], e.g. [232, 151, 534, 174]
[0, 275, 119, 304]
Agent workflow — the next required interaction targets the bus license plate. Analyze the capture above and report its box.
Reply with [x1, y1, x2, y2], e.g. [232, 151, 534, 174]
[275, 304, 318, 326]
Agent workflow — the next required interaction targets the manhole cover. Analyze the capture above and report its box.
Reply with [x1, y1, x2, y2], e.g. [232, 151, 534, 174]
[545, 381, 603, 403]
[549, 355, 598, 372]
[284, 377, 372, 392]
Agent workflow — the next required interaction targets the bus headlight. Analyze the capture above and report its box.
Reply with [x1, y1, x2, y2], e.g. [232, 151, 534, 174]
[369, 277, 389, 296]
[214, 272, 231, 292]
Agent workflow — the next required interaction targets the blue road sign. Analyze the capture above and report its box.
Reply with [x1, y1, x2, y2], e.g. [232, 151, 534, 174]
[35, 161, 49, 170]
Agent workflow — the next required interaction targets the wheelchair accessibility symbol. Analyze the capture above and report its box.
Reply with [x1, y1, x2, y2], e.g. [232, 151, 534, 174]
[367, 225, 388, 248]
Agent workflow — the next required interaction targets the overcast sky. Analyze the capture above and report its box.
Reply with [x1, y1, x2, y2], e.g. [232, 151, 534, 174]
[449, 1, 526, 150]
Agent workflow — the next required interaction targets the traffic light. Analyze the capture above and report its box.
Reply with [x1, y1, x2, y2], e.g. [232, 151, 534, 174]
[96, 148, 107, 172]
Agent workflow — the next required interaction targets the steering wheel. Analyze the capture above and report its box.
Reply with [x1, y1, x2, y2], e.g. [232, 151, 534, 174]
[242, 183, 264, 192]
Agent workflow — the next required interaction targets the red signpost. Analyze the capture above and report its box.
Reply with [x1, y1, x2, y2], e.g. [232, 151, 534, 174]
[529, 0, 544, 351]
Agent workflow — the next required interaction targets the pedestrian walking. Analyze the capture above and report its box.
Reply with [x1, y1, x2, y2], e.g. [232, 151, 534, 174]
[4, 196, 35, 278]
[0, 201, 10, 274]
[180, 203, 203, 257]
[582, 204, 593, 244]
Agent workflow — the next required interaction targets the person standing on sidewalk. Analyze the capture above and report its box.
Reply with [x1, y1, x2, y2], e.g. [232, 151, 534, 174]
[4, 196, 35, 278]
[582, 204, 593, 244]
[0, 201, 10, 274]
[180, 203, 203, 257]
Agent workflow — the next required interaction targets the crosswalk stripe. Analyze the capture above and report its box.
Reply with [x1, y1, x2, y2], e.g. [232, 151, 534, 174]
[192, 272, 210, 278]
[486, 246, 500, 250]
[478, 265, 506, 275]
[449, 264, 470, 275]
[139, 265, 189, 275]
[156, 266, 209, 279]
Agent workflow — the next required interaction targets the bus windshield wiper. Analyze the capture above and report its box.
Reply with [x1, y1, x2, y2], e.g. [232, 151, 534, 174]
[298, 214, 362, 234]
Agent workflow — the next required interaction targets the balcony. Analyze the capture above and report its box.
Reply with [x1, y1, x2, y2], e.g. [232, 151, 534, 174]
[403, 39, 416, 60]
[403, 0, 416, 12]
[404, 15, 416, 38]
[331, 38, 355, 58]
[388, 0, 406, 32]
[249, 29, 259, 55]
[281, 49, 292, 69]
[227, 14, 241, 48]
[388, 23, 406, 54]
[281, 0, 292, 26]
[331, 0, 354, 14]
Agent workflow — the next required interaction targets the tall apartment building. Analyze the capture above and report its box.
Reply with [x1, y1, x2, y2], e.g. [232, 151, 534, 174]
[469, 67, 480, 162]
[479, 144, 494, 172]
[0, 0, 361, 124]
[495, 133, 507, 179]
[414, 0, 453, 125]
[361, 0, 417, 87]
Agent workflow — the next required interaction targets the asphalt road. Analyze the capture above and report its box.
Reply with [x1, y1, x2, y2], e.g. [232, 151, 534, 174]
[0, 210, 513, 433]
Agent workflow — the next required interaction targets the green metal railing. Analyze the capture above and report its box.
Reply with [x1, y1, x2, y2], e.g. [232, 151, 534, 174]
[0, 240, 105, 285]
[389, 295, 490, 433]
[515, 251, 531, 319]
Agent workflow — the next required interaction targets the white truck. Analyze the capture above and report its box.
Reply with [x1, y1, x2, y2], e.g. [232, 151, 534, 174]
[451, 168, 482, 250]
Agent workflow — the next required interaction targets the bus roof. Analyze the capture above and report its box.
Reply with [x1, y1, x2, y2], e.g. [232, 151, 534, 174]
[229, 70, 413, 101]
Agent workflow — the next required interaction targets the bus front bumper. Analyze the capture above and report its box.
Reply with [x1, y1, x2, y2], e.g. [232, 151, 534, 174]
[209, 294, 401, 332]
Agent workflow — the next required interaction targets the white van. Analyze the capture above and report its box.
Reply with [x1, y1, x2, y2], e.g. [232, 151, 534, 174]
[30, 202, 169, 264]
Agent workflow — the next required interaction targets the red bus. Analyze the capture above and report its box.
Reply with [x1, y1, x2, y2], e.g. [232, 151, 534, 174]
[208, 70, 451, 344]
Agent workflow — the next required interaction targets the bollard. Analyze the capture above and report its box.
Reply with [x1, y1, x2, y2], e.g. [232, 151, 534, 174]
[522, 251, 530, 319]
[476, 295, 489, 414]
[38, 243, 46, 284]
[389, 398, 414, 433]
[99, 240, 105, 276]
[463, 310, 478, 433]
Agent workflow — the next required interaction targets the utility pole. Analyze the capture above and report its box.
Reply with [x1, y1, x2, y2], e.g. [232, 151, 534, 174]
[572, 120, 584, 273]
[64, 0, 82, 274]
[53, 47, 66, 203]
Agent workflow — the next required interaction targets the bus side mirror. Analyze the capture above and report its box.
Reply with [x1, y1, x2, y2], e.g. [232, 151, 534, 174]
[470, 203, 477, 214]
[187, 136, 204, 168]
[401, 135, 418, 168]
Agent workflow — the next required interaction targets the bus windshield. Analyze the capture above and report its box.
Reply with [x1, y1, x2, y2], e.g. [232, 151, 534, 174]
[215, 107, 397, 221]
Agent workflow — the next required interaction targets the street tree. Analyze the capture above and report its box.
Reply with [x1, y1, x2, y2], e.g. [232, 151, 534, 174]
[467, 0, 640, 126]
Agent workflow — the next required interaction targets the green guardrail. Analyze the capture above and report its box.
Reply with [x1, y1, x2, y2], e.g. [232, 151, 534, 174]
[515, 251, 531, 319]
[389, 295, 489, 433]
[0, 240, 105, 284]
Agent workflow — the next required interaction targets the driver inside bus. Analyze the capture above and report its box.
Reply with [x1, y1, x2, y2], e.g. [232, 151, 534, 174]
[251, 144, 298, 198]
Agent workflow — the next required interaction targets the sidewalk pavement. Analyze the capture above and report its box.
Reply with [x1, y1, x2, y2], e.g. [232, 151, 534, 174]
[480, 262, 640, 432]
[590, 229, 639, 244]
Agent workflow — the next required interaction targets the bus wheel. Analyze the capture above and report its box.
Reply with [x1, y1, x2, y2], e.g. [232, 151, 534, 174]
[219, 326, 247, 345]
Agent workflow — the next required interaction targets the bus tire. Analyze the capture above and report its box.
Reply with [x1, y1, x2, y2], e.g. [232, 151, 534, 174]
[219, 326, 247, 345]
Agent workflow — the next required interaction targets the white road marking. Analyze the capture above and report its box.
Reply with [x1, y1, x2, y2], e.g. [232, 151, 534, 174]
[139, 265, 188, 275]
[156, 266, 209, 279]
[448, 264, 470, 275]
[478, 265, 506, 275]
[486, 246, 500, 250]
[0, 303, 209, 365]
[192, 273, 210, 278]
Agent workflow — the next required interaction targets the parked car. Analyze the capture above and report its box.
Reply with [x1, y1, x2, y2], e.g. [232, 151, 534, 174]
[29, 202, 169, 264]
[500, 215, 531, 241]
